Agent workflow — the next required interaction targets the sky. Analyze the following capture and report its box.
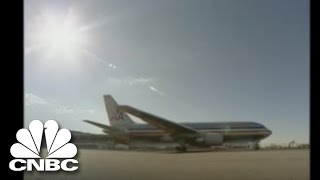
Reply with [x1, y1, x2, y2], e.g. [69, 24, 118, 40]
[24, 0, 309, 145]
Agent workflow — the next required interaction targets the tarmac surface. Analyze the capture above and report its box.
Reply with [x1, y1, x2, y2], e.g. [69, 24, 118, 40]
[24, 149, 309, 180]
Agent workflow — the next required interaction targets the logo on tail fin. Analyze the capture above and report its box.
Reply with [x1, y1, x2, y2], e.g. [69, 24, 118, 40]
[104, 95, 136, 127]
[110, 110, 124, 122]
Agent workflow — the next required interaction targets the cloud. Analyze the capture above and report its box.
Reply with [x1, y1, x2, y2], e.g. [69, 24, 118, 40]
[107, 77, 165, 96]
[83, 50, 166, 96]
[54, 106, 74, 114]
[128, 77, 153, 86]
[88, 109, 95, 114]
[149, 86, 165, 96]
[55, 106, 95, 115]
[25, 93, 48, 106]
[107, 77, 153, 86]
[25, 93, 96, 117]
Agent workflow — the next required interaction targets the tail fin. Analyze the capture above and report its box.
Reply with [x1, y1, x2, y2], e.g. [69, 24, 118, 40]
[104, 95, 135, 128]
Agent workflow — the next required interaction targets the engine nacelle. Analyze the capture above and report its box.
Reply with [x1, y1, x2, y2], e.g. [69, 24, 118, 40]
[103, 129, 130, 144]
[196, 133, 223, 146]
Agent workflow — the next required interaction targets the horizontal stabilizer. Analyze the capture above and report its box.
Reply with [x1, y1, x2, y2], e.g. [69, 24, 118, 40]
[83, 120, 112, 130]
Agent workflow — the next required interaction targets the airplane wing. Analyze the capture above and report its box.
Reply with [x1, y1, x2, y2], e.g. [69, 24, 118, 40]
[117, 105, 199, 135]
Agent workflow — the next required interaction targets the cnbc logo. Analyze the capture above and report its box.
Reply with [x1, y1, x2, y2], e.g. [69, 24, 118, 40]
[9, 120, 78, 171]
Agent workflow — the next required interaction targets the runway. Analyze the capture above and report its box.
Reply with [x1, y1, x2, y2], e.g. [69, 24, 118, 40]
[24, 149, 309, 180]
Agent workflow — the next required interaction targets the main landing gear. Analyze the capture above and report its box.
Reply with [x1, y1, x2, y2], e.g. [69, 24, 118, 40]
[248, 142, 260, 150]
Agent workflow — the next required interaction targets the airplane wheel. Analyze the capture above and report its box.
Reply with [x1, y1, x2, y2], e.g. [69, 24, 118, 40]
[248, 143, 259, 150]
[110, 140, 115, 150]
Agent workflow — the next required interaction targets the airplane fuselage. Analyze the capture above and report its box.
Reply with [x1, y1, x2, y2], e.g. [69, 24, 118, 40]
[109, 121, 271, 145]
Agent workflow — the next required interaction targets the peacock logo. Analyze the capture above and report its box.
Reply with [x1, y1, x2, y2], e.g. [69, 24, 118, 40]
[9, 120, 78, 171]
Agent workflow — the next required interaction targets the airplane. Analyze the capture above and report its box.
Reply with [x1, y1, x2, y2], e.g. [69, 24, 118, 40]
[82, 95, 272, 152]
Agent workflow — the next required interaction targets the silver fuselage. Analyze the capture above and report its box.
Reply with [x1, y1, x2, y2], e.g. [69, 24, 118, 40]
[115, 121, 271, 144]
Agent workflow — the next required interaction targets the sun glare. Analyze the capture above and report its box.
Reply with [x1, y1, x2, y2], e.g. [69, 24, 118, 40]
[42, 21, 81, 52]
[26, 7, 112, 73]
[30, 8, 87, 62]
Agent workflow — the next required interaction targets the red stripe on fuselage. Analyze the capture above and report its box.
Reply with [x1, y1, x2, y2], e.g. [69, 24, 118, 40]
[128, 129, 271, 137]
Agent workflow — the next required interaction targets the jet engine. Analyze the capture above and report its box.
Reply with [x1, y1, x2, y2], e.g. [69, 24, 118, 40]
[196, 133, 223, 146]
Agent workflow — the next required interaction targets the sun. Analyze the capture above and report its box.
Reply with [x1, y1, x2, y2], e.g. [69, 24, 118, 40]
[40, 17, 82, 54]
[28, 8, 88, 62]
[25, 6, 112, 73]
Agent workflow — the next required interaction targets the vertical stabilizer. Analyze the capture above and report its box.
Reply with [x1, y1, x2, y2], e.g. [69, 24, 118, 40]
[104, 95, 135, 128]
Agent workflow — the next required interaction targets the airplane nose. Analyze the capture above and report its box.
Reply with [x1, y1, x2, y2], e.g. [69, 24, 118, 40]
[265, 129, 272, 137]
